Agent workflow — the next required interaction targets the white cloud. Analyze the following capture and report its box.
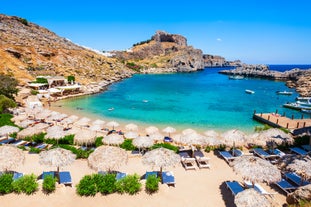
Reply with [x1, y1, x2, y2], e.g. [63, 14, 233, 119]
[216, 38, 222, 42]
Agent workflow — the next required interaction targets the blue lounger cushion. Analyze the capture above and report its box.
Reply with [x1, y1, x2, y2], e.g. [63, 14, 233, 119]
[162, 171, 175, 186]
[225, 181, 244, 196]
[253, 148, 270, 158]
[275, 179, 297, 194]
[289, 147, 308, 156]
[145, 171, 158, 179]
[59, 171, 72, 185]
[13, 172, 23, 180]
[301, 145, 311, 152]
[42, 171, 55, 179]
[284, 172, 310, 186]
[219, 151, 235, 163]
[116, 172, 126, 180]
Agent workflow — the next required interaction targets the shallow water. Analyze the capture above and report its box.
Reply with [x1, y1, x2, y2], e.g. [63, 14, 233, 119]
[57, 66, 307, 133]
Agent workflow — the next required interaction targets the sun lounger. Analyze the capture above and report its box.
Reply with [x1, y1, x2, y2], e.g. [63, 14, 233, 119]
[35, 143, 48, 150]
[179, 151, 191, 158]
[181, 157, 196, 170]
[13, 140, 28, 146]
[253, 148, 279, 164]
[59, 171, 72, 186]
[231, 149, 243, 157]
[116, 172, 126, 180]
[301, 145, 311, 152]
[275, 179, 297, 194]
[162, 171, 175, 187]
[225, 181, 244, 196]
[244, 181, 276, 197]
[144, 171, 158, 179]
[219, 151, 235, 163]
[289, 147, 308, 156]
[42, 171, 55, 179]
[284, 172, 310, 186]
[269, 149, 286, 157]
[13, 172, 23, 180]
[0, 138, 15, 145]
[194, 151, 210, 169]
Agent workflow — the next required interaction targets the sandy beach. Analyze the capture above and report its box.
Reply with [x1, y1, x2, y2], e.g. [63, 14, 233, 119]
[1, 150, 287, 207]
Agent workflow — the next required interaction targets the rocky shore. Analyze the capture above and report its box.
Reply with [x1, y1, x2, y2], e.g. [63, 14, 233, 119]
[219, 64, 311, 97]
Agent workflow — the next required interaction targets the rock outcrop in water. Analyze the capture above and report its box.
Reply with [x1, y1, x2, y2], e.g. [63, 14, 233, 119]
[219, 64, 311, 97]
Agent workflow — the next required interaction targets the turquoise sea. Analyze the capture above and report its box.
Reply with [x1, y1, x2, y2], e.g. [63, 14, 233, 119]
[57, 65, 311, 133]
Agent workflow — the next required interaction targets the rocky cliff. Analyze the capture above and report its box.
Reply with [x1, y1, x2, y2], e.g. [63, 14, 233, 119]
[0, 14, 134, 85]
[113, 30, 205, 72]
[202, 55, 242, 67]
[219, 64, 311, 96]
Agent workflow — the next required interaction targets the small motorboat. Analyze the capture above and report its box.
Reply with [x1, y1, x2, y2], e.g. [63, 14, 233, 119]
[301, 109, 311, 114]
[276, 91, 293, 95]
[229, 75, 244, 80]
[245, 89, 255, 94]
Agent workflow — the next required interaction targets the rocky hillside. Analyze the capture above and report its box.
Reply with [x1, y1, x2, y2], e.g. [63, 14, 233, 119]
[113, 31, 205, 73]
[0, 14, 134, 85]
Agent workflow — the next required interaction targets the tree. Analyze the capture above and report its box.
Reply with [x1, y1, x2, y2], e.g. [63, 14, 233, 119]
[67, 76, 75, 84]
[0, 95, 16, 113]
[0, 74, 18, 100]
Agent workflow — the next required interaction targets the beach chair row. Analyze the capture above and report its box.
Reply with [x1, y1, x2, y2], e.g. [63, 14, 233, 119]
[179, 150, 211, 170]
[274, 171, 310, 195]
[225, 180, 276, 197]
[0, 137, 50, 150]
[218, 149, 243, 163]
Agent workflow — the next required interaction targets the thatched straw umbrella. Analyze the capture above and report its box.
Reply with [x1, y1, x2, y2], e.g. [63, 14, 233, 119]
[106, 121, 120, 130]
[145, 126, 159, 135]
[149, 132, 164, 142]
[16, 119, 35, 128]
[180, 133, 206, 146]
[142, 148, 180, 182]
[124, 131, 139, 139]
[249, 128, 293, 147]
[45, 125, 66, 139]
[287, 157, 311, 185]
[221, 129, 246, 147]
[234, 188, 271, 207]
[231, 155, 281, 186]
[0, 145, 25, 172]
[125, 123, 138, 131]
[17, 123, 50, 139]
[103, 134, 124, 146]
[11, 114, 28, 122]
[204, 130, 220, 138]
[0, 125, 20, 137]
[46, 112, 68, 123]
[88, 146, 128, 172]
[60, 115, 79, 127]
[133, 136, 154, 152]
[35, 109, 52, 120]
[73, 128, 97, 146]
[287, 184, 311, 204]
[162, 126, 176, 137]
[182, 128, 196, 135]
[39, 148, 76, 174]
[74, 117, 91, 128]
[92, 119, 106, 127]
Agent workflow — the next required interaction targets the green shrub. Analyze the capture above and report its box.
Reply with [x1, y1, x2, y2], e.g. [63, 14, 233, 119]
[76, 175, 97, 196]
[29, 147, 41, 154]
[95, 137, 104, 147]
[12, 174, 38, 195]
[0, 173, 13, 194]
[0, 113, 16, 127]
[35, 77, 48, 83]
[151, 143, 179, 153]
[214, 144, 226, 151]
[24, 133, 45, 143]
[115, 174, 141, 195]
[30, 90, 39, 95]
[254, 124, 271, 132]
[67, 76, 75, 83]
[19, 18, 29, 26]
[120, 139, 135, 151]
[204, 145, 215, 153]
[45, 135, 74, 145]
[0, 95, 17, 113]
[58, 144, 92, 159]
[42, 175, 56, 194]
[145, 174, 160, 194]
[96, 173, 116, 195]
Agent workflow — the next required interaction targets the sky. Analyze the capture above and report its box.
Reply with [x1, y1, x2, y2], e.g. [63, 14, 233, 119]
[1, 0, 311, 64]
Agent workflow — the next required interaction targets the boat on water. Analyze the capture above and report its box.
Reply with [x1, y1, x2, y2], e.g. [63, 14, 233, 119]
[283, 102, 311, 111]
[301, 109, 311, 114]
[229, 75, 244, 80]
[245, 89, 255, 94]
[296, 96, 311, 101]
[276, 91, 293, 95]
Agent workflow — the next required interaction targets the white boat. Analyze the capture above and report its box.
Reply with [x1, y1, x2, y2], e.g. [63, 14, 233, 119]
[229, 75, 244, 80]
[283, 102, 311, 111]
[301, 109, 311, 114]
[245, 89, 255, 94]
[276, 91, 293, 95]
